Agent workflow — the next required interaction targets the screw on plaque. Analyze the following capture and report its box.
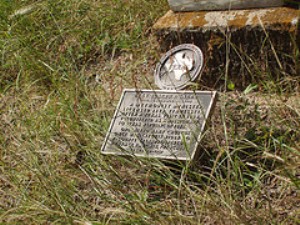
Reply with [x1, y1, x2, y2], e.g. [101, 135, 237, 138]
[155, 44, 204, 90]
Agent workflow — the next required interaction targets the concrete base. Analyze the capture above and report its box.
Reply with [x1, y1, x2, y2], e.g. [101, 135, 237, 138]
[153, 7, 300, 91]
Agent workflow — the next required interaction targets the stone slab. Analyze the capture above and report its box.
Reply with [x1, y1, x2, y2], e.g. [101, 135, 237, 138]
[168, 0, 284, 12]
[101, 89, 217, 160]
[153, 7, 299, 32]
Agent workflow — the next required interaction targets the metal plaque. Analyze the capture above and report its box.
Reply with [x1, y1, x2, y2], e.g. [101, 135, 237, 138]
[155, 44, 204, 90]
[101, 89, 216, 160]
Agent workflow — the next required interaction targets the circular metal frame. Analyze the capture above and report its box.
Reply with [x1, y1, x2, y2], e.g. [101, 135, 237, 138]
[155, 44, 204, 90]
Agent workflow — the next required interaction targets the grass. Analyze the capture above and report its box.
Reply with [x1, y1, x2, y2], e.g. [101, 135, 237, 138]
[0, 0, 299, 224]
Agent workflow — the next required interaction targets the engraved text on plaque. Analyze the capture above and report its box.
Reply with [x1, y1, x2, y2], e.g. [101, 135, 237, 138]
[101, 89, 216, 160]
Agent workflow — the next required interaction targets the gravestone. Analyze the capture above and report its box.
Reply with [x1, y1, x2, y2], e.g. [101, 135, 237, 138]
[168, 0, 284, 12]
[101, 89, 217, 160]
[153, 6, 299, 91]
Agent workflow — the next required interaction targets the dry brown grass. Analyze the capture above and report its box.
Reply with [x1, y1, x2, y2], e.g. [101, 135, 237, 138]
[0, 0, 299, 224]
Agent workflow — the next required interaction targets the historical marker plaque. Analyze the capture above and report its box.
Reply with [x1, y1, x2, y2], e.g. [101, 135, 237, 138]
[101, 89, 217, 160]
